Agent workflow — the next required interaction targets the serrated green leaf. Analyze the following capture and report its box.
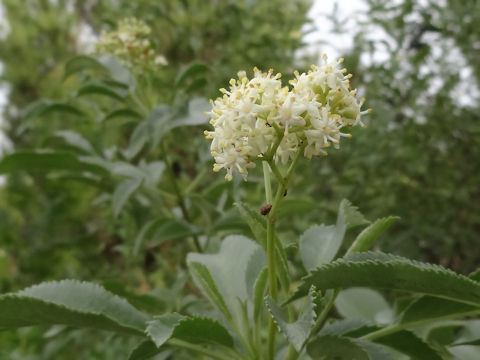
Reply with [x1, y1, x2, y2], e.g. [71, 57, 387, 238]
[348, 217, 399, 254]
[146, 315, 233, 351]
[253, 268, 268, 323]
[113, 177, 142, 218]
[335, 288, 393, 325]
[469, 268, 480, 282]
[76, 82, 126, 101]
[288, 251, 480, 306]
[338, 199, 370, 230]
[376, 330, 443, 359]
[0, 280, 149, 335]
[187, 262, 232, 321]
[0, 151, 107, 175]
[266, 290, 315, 352]
[55, 130, 96, 154]
[101, 281, 164, 314]
[146, 313, 184, 347]
[307, 334, 370, 359]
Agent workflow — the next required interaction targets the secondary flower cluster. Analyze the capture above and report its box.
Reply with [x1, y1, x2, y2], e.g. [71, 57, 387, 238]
[204, 56, 371, 180]
[95, 18, 167, 71]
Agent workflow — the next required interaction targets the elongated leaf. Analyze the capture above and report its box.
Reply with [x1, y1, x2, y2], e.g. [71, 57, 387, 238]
[113, 178, 142, 217]
[55, 130, 96, 154]
[64, 55, 108, 79]
[335, 288, 393, 325]
[0, 280, 149, 335]
[125, 120, 150, 159]
[175, 63, 210, 87]
[76, 83, 126, 101]
[187, 262, 232, 321]
[146, 315, 233, 348]
[307, 334, 370, 359]
[23, 99, 84, 120]
[133, 218, 200, 255]
[376, 330, 443, 359]
[266, 290, 315, 352]
[400, 296, 480, 325]
[0, 151, 107, 175]
[245, 247, 268, 300]
[288, 252, 480, 306]
[253, 268, 268, 323]
[348, 217, 399, 254]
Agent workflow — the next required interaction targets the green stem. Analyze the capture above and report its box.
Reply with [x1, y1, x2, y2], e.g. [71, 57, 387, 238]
[265, 123, 284, 161]
[263, 161, 273, 203]
[168, 338, 240, 360]
[161, 142, 202, 253]
[264, 148, 304, 360]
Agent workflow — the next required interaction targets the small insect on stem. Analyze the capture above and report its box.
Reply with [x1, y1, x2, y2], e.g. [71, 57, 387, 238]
[260, 203, 273, 216]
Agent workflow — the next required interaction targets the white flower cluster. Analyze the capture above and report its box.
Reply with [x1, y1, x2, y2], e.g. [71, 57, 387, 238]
[95, 18, 167, 71]
[204, 56, 371, 180]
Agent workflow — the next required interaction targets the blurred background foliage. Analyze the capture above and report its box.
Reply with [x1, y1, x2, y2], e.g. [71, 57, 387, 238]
[0, 0, 479, 358]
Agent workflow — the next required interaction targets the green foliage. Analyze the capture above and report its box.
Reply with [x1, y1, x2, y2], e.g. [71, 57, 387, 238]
[0, 0, 479, 358]
[289, 252, 480, 305]
[0, 280, 148, 335]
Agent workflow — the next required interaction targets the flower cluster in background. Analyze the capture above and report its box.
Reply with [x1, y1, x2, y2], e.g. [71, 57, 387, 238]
[94, 18, 167, 71]
[204, 55, 371, 180]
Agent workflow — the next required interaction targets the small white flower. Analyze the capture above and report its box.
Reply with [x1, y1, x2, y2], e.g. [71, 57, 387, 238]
[205, 56, 370, 181]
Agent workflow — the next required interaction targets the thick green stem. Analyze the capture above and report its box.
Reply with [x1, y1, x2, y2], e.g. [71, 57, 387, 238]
[264, 149, 304, 360]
